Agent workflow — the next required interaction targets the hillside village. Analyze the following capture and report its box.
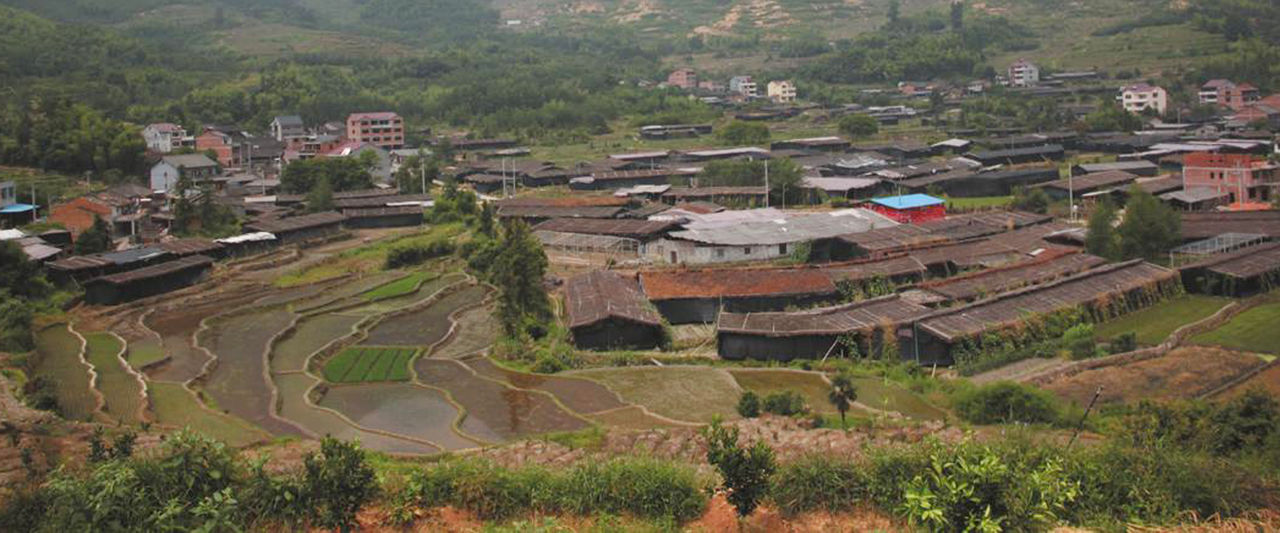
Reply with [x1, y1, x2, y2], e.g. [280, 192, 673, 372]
[2, 0, 1280, 531]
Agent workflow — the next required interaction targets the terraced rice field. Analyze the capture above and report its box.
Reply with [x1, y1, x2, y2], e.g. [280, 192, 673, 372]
[148, 382, 269, 447]
[431, 306, 498, 359]
[270, 313, 364, 373]
[849, 377, 947, 420]
[31, 324, 96, 421]
[83, 333, 144, 425]
[588, 406, 684, 430]
[1191, 301, 1280, 355]
[292, 272, 404, 313]
[199, 308, 305, 435]
[468, 358, 625, 415]
[415, 359, 588, 441]
[566, 366, 743, 423]
[730, 369, 836, 414]
[355, 273, 470, 314]
[144, 289, 266, 382]
[323, 347, 416, 383]
[362, 285, 487, 345]
[272, 373, 438, 454]
[362, 271, 434, 300]
[317, 383, 479, 450]
[124, 336, 165, 370]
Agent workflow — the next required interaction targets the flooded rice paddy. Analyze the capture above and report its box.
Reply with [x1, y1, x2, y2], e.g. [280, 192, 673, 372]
[362, 285, 487, 346]
[270, 313, 364, 373]
[468, 358, 625, 415]
[200, 308, 305, 435]
[32, 324, 96, 421]
[83, 332, 144, 424]
[272, 373, 439, 454]
[415, 359, 588, 441]
[317, 383, 479, 450]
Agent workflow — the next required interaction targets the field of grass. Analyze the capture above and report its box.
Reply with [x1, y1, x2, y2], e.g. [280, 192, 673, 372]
[31, 324, 97, 422]
[729, 369, 839, 414]
[83, 333, 144, 425]
[361, 271, 435, 301]
[323, 347, 416, 383]
[1095, 295, 1233, 346]
[1191, 302, 1280, 355]
[567, 366, 742, 423]
[849, 376, 947, 421]
[274, 224, 465, 288]
[148, 382, 270, 447]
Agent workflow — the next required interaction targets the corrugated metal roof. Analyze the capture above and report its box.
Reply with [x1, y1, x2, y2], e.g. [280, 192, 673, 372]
[533, 218, 677, 238]
[90, 255, 214, 285]
[158, 238, 223, 257]
[870, 194, 945, 210]
[669, 209, 897, 246]
[243, 211, 346, 233]
[641, 268, 837, 300]
[717, 295, 930, 337]
[1181, 241, 1280, 279]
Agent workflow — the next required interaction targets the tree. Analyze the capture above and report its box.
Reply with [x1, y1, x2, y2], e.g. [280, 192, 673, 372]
[491, 220, 552, 338]
[1085, 198, 1120, 260]
[1082, 104, 1143, 133]
[476, 201, 496, 238]
[280, 157, 373, 194]
[837, 113, 879, 138]
[1011, 185, 1050, 214]
[74, 216, 112, 255]
[306, 177, 334, 213]
[0, 240, 52, 299]
[718, 121, 770, 145]
[704, 419, 776, 517]
[303, 437, 378, 531]
[827, 373, 858, 429]
[950, 0, 964, 32]
[737, 391, 761, 418]
[1118, 186, 1180, 260]
[887, 0, 900, 27]
[697, 159, 803, 207]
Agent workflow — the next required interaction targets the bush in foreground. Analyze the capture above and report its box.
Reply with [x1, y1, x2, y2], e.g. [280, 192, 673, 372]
[954, 381, 1063, 426]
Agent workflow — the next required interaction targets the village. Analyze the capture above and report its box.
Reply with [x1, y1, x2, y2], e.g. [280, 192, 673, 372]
[3, 42, 1280, 529]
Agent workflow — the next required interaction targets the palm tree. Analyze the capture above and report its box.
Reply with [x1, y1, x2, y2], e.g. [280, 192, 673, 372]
[828, 373, 858, 429]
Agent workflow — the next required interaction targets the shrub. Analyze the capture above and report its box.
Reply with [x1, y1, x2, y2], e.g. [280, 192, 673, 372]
[704, 419, 776, 517]
[385, 239, 455, 269]
[737, 391, 761, 418]
[1063, 323, 1097, 360]
[771, 455, 869, 516]
[302, 437, 378, 530]
[1109, 332, 1137, 354]
[762, 390, 808, 416]
[954, 382, 1061, 426]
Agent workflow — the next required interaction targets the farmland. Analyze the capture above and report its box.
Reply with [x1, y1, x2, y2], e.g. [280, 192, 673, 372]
[1191, 302, 1280, 355]
[1095, 294, 1233, 346]
[322, 347, 416, 383]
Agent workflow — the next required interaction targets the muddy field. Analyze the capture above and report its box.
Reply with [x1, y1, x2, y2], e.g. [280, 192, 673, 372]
[430, 305, 498, 359]
[468, 357, 626, 415]
[199, 308, 305, 435]
[362, 285, 486, 346]
[317, 382, 478, 450]
[31, 324, 96, 421]
[415, 359, 588, 441]
[272, 373, 438, 454]
[1040, 347, 1268, 406]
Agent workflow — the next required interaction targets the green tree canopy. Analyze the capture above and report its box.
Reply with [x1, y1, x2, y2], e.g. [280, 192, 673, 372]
[280, 157, 373, 194]
[837, 113, 879, 138]
[0, 240, 53, 300]
[306, 177, 335, 213]
[1085, 198, 1120, 260]
[73, 216, 112, 255]
[718, 121, 770, 145]
[1118, 186, 1181, 261]
[491, 220, 552, 338]
[696, 158, 804, 207]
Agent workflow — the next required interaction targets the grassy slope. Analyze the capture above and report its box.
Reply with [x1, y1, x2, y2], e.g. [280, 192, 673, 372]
[567, 366, 742, 423]
[148, 382, 270, 447]
[83, 332, 144, 425]
[362, 271, 432, 301]
[1095, 295, 1233, 346]
[1191, 302, 1280, 355]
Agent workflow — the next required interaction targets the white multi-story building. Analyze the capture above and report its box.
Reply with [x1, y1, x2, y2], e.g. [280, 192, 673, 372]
[1006, 59, 1040, 88]
[142, 123, 193, 154]
[729, 76, 758, 97]
[767, 80, 797, 103]
[1119, 83, 1168, 115]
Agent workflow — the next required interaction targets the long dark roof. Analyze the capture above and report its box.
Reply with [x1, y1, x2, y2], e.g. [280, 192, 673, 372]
[591, 169, 698, 181]
[334, 194, 432, 209]
[717, 295, 929, 337]
[342, 206, 425, 218]
[917, 260, 1177, 343]
[1181, 211, 1280, 240]
[918, 252, 1107, 302]
[664, 186, 768, 198]
[46, 247, 169, 272]
[532, 218, 677, 239]
[1181, 241, 1280, 279]
[967, 144, 1064, 161]
[496, 205, 626, 219]
[565, 271, 663, 329]
[243, 211, 346, 233]
[157, 238, 224, 257]
[641, 268, 837, 300]
[90, 255, 214, 285]
[1040, 170, 1137, 193]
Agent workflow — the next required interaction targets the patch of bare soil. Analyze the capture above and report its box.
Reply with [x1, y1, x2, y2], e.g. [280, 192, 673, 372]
[1039, 347, 1267, 407]
[1214, 362, 1280, 400]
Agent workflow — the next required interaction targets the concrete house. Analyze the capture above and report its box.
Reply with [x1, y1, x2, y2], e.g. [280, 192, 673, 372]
[150, 154, 220, 193]
[767, 80, 797, 103]
[1119, 83, 1168, 115]
[142, 123, 193, 154]
[1007, 59, 1039, 87]
[729, 76, 758, 97]
[270, 115, 306, 141]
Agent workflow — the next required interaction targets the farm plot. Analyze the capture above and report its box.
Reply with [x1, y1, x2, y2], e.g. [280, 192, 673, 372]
[588, 406, 684, 430]
[430, 305, 498, 359]
[1040, 347, 1267, 407]
[322, 347, 416, 383]
[144, 288, 266, 382]
[729, 369, 839, 415]
[148, 382, 269, 447]
[566, 366, 742, 424]
[357, 272, 470, 314]
[1191, 301, 1280, 354]
[362, 271, 435, 301]
[270, 313, 364, 373]
[252, 280, 338, 307]
[848, 377, 947, 421]
[124, 336, 165, 370]
[468, 357, 626, 415]
[199, 308, 306, 436]
[1213, 364, 1280, 399]
[1095, 295, 1232, 346]
[317, 383, 479, 450]
[31, 324, 96, 421]
[361, 285, 488, 346]
[83, 333, 144, 425]
[272, 373, 438, 454]
[415, 359, 588, 442]
[291, 272, 403, 313]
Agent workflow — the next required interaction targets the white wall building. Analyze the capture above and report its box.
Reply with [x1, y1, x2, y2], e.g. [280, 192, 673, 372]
[729, 76, 758, 97]
[767, 80, 797, 103]
[149, 154, 220, 193]
[1119, 83, 1168, 115]
[1006, 59, 1040, 88]
[646, 209, 897, 265]
[142, 123, 192, 154]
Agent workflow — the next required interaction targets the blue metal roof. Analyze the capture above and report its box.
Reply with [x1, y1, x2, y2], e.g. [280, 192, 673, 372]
[0, 203, 37, 214]
[870, 194, 944, 210]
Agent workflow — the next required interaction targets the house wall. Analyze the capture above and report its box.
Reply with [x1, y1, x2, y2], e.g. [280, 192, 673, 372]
[150, 162, 180, 192]
[85, 264, 211, 305]
[1182, 153, 1277, 203]
[718, 333, 839, 361]
[196, 132, 235, 166]
[571, 319, 662, 351]
[647, 238, 799, 265]
[867, 204, 946, 224]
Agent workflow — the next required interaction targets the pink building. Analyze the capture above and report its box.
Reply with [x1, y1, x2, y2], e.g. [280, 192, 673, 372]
[1182, 152, 1278, 205]
[667, 68, 697, 90]
[1199, 80, 1261, 110]
[346, 112, 404, 149]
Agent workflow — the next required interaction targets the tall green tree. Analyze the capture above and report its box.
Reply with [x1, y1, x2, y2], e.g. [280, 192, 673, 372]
[1118, 186, 1181, 261]
[837, 114, 879, 138]
[0, 240, 52, 299]
[74, 216, 112, 255]
[280, 157, 373, 194]
[718, 121, 770, 145]
[491, 220, 552, 338]
[306, 177, 334, 213]
[1085, 198, 1120, 260]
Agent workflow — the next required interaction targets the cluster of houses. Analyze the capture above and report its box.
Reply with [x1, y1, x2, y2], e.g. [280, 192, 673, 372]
[665, 68, 797, 104]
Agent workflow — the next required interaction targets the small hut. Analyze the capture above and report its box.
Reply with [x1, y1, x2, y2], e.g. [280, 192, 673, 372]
[84, 255, 214, 305]
[565, 271, 665, 350]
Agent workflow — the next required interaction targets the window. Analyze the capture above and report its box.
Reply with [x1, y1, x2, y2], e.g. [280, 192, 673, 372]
[779, 244, 788, 255]
[743, 247, 752, 255]
[716, 248, 725, 259]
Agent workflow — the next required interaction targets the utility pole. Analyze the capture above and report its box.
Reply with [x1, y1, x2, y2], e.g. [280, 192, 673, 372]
[764, 159, 770, 208]
[420, 155, 426, 194]
[1068, 170, 1075, 222]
